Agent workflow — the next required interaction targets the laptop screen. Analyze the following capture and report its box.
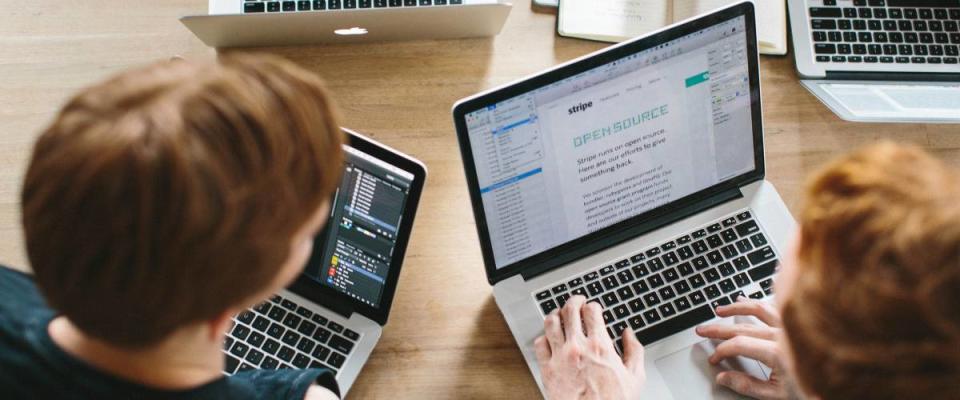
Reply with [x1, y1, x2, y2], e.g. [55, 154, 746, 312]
[302, 145, 415, 309]
[462, 15, 756, 271]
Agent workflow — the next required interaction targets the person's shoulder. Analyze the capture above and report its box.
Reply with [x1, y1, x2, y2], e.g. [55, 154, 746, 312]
[0, 265, 51, 325]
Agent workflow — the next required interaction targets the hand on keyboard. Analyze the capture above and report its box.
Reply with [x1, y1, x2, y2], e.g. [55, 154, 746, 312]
[695, 297, 789, 400]
[534, 295, 646, 400]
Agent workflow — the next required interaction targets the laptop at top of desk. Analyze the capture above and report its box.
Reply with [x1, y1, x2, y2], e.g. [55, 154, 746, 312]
[453, 2, 797, 398]
[181, 0, 512, 47]
[788, 0, 960, 123]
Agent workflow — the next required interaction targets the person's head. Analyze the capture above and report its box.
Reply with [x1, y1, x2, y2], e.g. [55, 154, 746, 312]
[774, 142, 960, 399]
[22, 54, 345, 348]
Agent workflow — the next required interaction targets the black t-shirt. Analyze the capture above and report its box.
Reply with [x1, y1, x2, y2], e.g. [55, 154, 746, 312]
[0, 265, 340, 399]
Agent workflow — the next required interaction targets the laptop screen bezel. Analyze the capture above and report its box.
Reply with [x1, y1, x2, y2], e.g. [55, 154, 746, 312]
[452, 2, 764, 285]
[288, 129, 426, 326]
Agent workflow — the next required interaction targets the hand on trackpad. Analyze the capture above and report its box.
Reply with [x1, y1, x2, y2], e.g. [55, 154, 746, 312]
[654, 339, 769, 400]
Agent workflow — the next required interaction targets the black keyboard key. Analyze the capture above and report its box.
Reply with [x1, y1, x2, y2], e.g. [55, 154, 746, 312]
[677, 246, 694, 260]
[312, 346, 331, 362]
[267, 2, 281, 12]
[244, 2, 266, 12]
[551, 283, 568, 295]
[296, 337, 316, 355]
[615, 259, 631, 269]
[705, 268, 721, 282]
[760, 278, 774, 289]
[632, 264, 650, 278]
[246, 348, 265, 366]
[329, 335, 355, 354]
[736, 211, 751, 221]
[674, 297, 692, 312]
[662, 252, 679, 266]
[263, 338, 280, 355]
[749, 291, 765, 300]
[707, 223, 723, 233]
[613, 304, 630, 320]
[634, 305, 714, 345]
[711, 297, 733, 309]
[602, 276, 619, 290]
[721, 229, 738, 243]
[230, 341, 250, 358]
[283, 314, 302, 329]
[628, 315, 646, 330]
[267, 307, 287, 321]
[663, 269, 680, 282]
[747, 247, 776, 265]
[643, 309, 661, 324]
[254, 302, 271, 314]
[689, 291, 707, 305]
[568, 277, 584, 288]
[707, 251, 724, 265]
[297, 0, 311, 10]
[721, 245, 738, 259]
[297, 320, 317, 336]
[248, 331, 265, 347]
[704, 285, 721, 299]
[735, 239, 753, 254]
[719, 279, 737, 293]
[282, 330, 301, 346]
[631, 280, 649, 295]
[572, 287, 587, 297]
[812, 19, 837, 30]
[645, 247, 662, 257]
[689, 274, 706, 288]
[328, 352, 346, 368]
[810, 7, 842, 18]
[225, 354, 241, 373]
[647, 274, 665, 288]
[734, 220, 759, 237]
[734, 273, 751, 288]
[676, 235, 692, 245]
[647, 258, 665, 272]
[658, 286, 676, 300]
[691, 240, 709, 254]
[729, 291, 746, 303]
[628, 298, 645, 313]
[238, 311, 255, 324]
[603, 310, 615, 324]
[707, 235, 724, 248]
[600, 265, 616, 275]
[267, 323, 285, 339]
[602, 293, 619, 307]
[643, 292, 661, 307]
[748, 261, 779, 281]
[232, 324, 250, 340]
[617, 270, 635, 284]
[535, 290, 551, 301]
[277, 346, 295, 362]
[674, 280, 691, 294]
[292, 353, 311, 368]
[282, 1, 296, 11]
[732, 256, 750, 271]
[718, 262, 736, 277]
[659, 303, 677, 318]
[630, 253, 646, 263]
[344, 329, 360, 341]
[328, 322, 344, 333]
[314, 0, 327, 9]
[540, 299, 558, 314]
[678, 262, 695, 276]
[261, 356, 280, 370]
[617, 286, 635, 301]
[584, 271, 599, 281]
[312, 327, 331, 344]
[587, 282, 604, 296]
[692, 256, 708, 270]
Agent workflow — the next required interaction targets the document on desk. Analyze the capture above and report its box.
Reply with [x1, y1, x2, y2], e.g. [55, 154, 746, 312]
[558, 0, 787, 55]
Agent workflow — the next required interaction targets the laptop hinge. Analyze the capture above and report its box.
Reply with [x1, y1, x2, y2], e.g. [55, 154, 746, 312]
[824, 71, 960, 82]
[519, 186, 744, 282]
[287, 276, 355, 319]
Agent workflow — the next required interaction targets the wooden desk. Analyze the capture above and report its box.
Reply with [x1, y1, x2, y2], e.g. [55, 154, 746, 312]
[0, 1, 957, 397]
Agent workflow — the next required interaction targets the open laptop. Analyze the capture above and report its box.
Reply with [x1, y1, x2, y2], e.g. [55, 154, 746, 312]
[222, 129, 426, 395]
[181, 0, 512, 47]
[453, 3, 796, 398]
[788, 0, 960, 123]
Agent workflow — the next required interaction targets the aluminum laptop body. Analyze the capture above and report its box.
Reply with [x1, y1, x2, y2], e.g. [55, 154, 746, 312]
[453, 3, 796, 399]
[788, 0, 960, 123]
[223, 129, 426, 395]
[181, 0, 512, 47]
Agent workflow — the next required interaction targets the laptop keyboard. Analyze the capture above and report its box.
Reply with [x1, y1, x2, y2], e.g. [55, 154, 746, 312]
[534, 210, 778, 353]
[807, 0, 960, 65]
[223, 294, 361, 375]
[242, 0, 465, 13]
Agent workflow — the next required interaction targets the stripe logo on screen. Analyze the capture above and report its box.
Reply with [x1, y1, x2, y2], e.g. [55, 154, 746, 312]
[568, 101, 594, 115]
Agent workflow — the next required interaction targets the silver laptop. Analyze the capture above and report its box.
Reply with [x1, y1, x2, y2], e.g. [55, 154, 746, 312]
[453, 3, 797, 398]
[789, 0, 960, 123]
[223, 129, 426, 395]
[181, 0, 512, 47]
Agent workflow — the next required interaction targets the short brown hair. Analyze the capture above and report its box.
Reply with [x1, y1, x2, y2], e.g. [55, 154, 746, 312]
[22, 55, 344, 347]
[783, 142, 960, 399]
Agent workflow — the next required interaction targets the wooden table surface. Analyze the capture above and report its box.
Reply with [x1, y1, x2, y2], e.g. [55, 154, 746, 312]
[1, 1, 958, 398]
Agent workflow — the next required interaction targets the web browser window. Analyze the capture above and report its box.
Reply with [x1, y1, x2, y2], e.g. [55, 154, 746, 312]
[464, 16, 756, 269]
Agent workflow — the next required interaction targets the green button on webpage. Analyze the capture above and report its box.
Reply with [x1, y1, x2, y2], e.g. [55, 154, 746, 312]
[685, 72, 710, 88]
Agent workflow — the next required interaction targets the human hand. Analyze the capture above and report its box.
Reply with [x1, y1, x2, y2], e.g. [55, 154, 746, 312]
[695, 297, 790, 400]
[534, 295, 646, 400]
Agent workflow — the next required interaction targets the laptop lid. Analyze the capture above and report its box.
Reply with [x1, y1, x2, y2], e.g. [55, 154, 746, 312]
[288, 129, 426, 326]
[452, 2, 765, 285]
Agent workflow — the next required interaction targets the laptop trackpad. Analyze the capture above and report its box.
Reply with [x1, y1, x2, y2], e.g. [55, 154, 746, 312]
[654, 339, 767, 400]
